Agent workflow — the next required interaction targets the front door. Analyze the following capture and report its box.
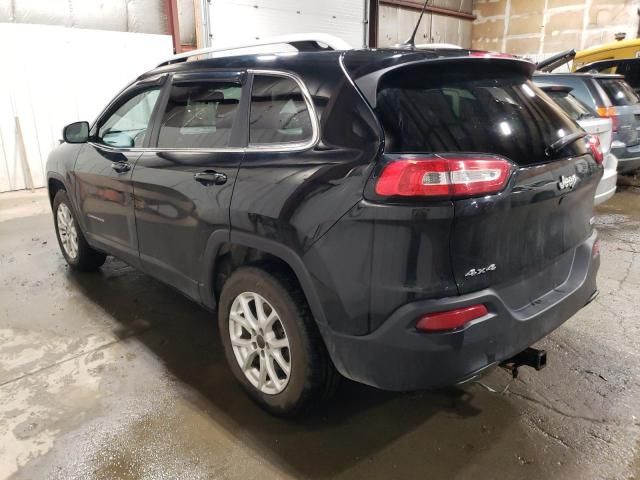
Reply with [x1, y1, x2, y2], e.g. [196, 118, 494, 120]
[132, 71, 247, 300]
[74, 81, 164, 267]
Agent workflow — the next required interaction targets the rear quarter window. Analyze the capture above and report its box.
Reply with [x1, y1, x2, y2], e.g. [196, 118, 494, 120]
[376, 65, 586, 165]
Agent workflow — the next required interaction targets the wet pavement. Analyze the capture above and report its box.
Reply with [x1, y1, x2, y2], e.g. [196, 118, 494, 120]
[0, 187, 639, 480]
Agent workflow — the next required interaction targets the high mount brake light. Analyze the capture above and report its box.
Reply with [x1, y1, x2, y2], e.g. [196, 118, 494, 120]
[587, 135, 604, 165]
[469, 51, 515, 59]
[375, 156, 512, 198]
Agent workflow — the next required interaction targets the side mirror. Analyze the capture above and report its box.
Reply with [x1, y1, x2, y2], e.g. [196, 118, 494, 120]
[63, 121, 90, 144]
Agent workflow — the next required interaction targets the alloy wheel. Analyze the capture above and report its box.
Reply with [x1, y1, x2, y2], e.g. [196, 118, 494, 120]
[228, 292, 292, 395]
[56, 203, 79, 260]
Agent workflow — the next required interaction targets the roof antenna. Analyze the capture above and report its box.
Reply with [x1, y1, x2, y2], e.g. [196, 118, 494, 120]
[397, 0, 431, 49]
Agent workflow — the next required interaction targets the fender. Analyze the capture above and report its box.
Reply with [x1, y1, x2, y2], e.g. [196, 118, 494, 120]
[199, 229, 329, 328]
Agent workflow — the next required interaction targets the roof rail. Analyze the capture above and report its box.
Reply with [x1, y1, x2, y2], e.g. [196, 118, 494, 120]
[157, 33, 353, 67]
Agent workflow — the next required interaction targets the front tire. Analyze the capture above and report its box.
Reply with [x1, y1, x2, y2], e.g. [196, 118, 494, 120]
[53, 190, 106, 272]
[218, 266, 338, 416]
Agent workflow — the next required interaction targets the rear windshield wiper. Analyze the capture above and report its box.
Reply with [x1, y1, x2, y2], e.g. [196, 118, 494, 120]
[545, 131, 586, 158]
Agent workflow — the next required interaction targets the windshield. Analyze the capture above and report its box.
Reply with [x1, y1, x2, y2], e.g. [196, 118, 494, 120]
[545, 90, 597, 120]
[598, 78, 640, 106]
[375, 65, 587, 165]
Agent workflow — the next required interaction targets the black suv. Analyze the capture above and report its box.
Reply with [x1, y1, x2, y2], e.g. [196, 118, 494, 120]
[47, 41, 601, 415]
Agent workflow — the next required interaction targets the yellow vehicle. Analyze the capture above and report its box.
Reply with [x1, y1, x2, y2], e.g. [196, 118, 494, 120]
[573, 38, 640, 70]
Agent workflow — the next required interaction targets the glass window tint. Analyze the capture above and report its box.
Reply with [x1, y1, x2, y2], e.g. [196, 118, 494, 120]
[376, 66, 586, 165]
[597, 78, 640, 106]
[249, 75, 312, 145]
[157, 82, 241, 149]
[546, 91, 597, 120]
[98, 89, 160, 148]
[535, 76, 597, 109]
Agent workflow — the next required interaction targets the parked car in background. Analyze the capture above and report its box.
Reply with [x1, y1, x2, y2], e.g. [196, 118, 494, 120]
[576, 58, 640, 95]
[534, 71, 640, 173]
[536, 84, 617, 205]
[46, 36, 602, 415]
[572, 38, 640, 71]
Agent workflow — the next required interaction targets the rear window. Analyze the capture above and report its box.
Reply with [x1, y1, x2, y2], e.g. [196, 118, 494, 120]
[545, 90, 597, 121]
[376, 65, 587, 165]
[597, 78, 640, 106]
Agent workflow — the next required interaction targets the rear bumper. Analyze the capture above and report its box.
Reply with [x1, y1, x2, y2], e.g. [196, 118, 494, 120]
[594, 155, 618, 205]
[322, 231, 599, 391]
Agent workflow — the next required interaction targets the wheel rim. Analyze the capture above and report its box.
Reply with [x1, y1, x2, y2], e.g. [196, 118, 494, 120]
[229, 292, 292, 395]
[56, 203, 79, 260]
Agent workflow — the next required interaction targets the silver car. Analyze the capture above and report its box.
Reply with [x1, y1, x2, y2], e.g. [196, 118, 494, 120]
[537, 84, 617, 205]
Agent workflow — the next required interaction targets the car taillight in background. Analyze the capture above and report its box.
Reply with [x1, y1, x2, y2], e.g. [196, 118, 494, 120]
[596, 106, 619, 133]
[416, 304, 489, 332]
[374, 155, 513, 199]
[587, 135, 604, 164]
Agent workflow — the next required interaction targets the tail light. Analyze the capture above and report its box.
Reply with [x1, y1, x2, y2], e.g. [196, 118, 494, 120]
[596, 106, 619, 133]
[374, 155, 512, 199]
[416, 304, 489, 332]
[587, 135, 604, 165]
[592, 238, 600, 259]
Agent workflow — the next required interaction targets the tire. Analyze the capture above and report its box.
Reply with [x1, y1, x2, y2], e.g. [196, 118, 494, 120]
[218, 266, 339, 416]
[52, 190, 106, 272]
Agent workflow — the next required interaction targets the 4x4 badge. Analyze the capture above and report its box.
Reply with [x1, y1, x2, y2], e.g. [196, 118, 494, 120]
[465, 264, 497, 277]
[558, 174, 578, 190]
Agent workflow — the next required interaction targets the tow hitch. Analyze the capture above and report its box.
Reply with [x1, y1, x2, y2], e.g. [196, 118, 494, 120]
[500, 347, 547, 379]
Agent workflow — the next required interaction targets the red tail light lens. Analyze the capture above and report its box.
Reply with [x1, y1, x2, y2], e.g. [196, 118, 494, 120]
[587, 135, 604, 165]
[592, 238, 600, 259]
[375, 155, 512, 198]
[416, 304, 489, 332]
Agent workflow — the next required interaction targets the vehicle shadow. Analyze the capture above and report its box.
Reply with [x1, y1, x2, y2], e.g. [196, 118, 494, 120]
[70, 258, 520, 479]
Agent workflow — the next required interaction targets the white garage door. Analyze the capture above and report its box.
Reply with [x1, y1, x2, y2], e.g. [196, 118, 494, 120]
[207, 0, 367, 49]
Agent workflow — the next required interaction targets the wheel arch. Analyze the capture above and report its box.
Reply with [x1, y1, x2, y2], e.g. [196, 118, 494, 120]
[200, 230, 328, 329]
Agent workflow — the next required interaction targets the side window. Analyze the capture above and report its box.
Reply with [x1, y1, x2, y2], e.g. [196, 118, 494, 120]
[157, 82, 242, 149]
[98, 89, 160, 148]
[249, 75, 313, 146]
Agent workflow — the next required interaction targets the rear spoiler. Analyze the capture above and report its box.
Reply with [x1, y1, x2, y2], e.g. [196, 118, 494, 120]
[536, 49, 575, 72]
[538, 84, 573, 93]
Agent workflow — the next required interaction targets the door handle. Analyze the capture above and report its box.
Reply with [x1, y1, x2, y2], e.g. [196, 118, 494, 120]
[111, 162, 131, 173]
[194, 170, 227, 185]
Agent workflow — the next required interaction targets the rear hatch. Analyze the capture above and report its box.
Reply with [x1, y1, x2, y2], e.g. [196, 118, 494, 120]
[595, 76, 640, 148]
[350, 56, 602, 300]
[538, 85, 613, 153]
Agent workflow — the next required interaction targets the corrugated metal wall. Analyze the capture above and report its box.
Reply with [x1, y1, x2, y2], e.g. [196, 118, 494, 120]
[378, 0, 473, 47]
[0, 0, 168, 34]
[0, 24, 172, 193]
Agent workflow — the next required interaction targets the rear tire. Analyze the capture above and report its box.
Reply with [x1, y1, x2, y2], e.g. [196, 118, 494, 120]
[218, 266, 338, 416]
[53, 190, 106, 272]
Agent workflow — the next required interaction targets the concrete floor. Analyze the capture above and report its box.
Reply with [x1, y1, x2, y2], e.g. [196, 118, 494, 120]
[0, 187, 639, 480]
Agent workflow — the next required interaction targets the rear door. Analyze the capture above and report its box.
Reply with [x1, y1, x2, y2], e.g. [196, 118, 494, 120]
[131, 71, 246, 300]
[373, 60, 602, 298]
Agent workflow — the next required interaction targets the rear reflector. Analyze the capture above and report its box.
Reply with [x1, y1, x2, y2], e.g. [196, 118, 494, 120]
[587, 135, 604, 165]
[375, 155, 512, 198]
[592, 239, 600, 259]
[416, 304, 489, 332]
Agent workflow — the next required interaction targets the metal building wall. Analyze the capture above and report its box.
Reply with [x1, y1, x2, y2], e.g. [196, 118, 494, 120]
[0, 0, 168, 34]
[377, 0, 474, 47]
[0, 24, 172, 193]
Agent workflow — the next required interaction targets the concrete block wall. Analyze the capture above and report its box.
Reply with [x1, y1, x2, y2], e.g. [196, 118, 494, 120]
[472, 0, 640, 60]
